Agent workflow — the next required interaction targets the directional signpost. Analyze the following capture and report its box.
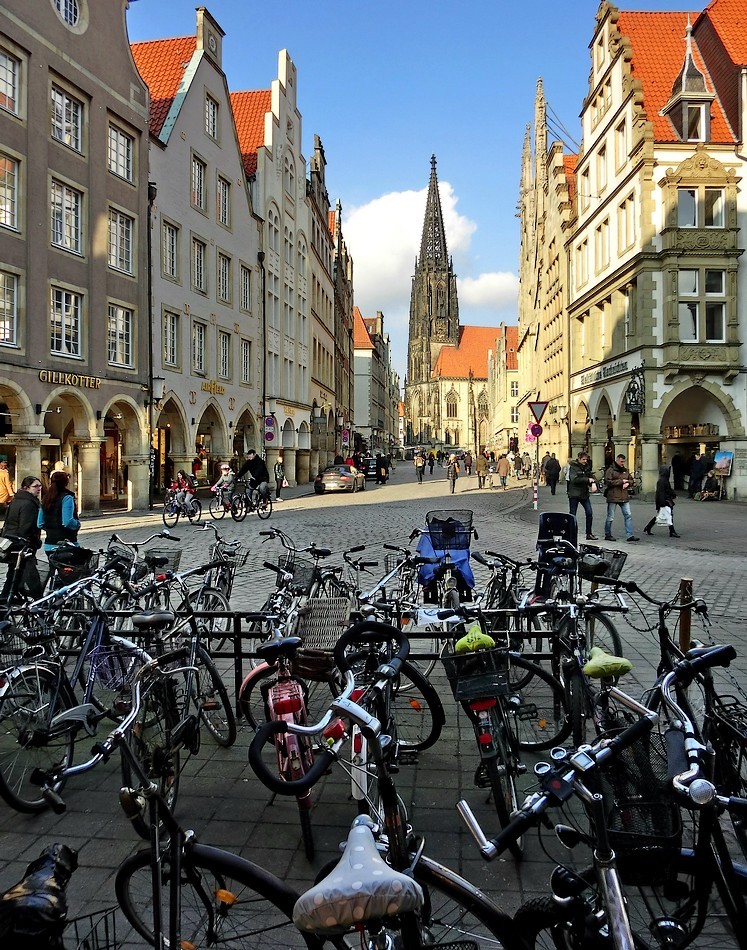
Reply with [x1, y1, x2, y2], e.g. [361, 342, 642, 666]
[528, 403, 548, 510]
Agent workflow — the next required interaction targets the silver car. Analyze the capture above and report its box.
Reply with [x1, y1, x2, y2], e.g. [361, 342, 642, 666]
[314, 464, 366, 494]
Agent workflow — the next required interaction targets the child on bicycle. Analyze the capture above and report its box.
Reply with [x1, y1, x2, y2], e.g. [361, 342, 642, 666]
[172, 470, 198, 514]
[211, 463, 235, 508]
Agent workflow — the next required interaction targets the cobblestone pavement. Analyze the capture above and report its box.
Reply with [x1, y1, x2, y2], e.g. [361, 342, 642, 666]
[0, 466, 745, 945]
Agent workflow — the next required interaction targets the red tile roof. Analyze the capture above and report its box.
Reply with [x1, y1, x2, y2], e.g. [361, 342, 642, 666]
[353, 307, 373, 349]
[701, 0, 747, 64]
[230, 90, 272, 177]
[617, 11, 733, 143]
[131, 36, 196, 138]
[432, 325, 503, 379]
[505, 325, 518, 371]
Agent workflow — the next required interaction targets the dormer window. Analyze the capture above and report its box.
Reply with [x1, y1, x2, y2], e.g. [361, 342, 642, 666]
[686, 103, 706, 141]
[661, 20, 713, 143]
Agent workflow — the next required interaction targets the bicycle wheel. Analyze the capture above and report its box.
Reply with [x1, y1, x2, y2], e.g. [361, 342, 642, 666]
[78, 636, 149, 720]
[185, 586, 231, 653]
[0, 664, 76, 813]
[121, 676, 181, 840]
[255, 493, 273, 520]
[556, 611, 622, 659]
[238, 664, 338, 731]
[208, 495, 226, 520]
[115, 842, 316, 948]
[507, 654, 571, 751]
[162, 498, 180, 528]
[479, 706, 523, 861]
[187, 498, 202, 524]
[565, 662, 588, 747]
[230, 494, 247, 523]
[191, 646, 236, 748]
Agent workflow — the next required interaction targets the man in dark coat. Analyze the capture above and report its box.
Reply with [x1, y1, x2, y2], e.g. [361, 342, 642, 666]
[544, 453, 561, 495]
[603, 454, 639, 542]
[236, 449, 270, 500]
[688, 453, 707, 498]
[567, 450, 598, 540]
[1, 475, 44, 604]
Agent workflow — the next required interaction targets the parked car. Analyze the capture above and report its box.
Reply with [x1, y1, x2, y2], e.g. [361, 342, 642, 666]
[314, 464, 366, 494]
[360, 456, 388, 481]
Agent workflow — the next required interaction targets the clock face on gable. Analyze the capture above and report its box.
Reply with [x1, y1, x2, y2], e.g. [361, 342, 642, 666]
[208, 32, 217, 53]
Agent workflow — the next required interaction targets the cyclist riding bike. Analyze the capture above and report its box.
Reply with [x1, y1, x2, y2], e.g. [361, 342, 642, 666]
[171, 470, 198, 515]
[236, 448, 271, 501]
[210, 462, 235, 501]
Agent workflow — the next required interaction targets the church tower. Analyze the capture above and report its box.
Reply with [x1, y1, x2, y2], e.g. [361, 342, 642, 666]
[405, 155, 460, 443]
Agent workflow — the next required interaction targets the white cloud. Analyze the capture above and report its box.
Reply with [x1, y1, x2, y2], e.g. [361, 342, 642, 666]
[343, 182, 518, 377]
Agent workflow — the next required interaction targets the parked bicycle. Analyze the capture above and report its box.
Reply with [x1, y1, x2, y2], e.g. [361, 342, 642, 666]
[230, 479, 272, 521]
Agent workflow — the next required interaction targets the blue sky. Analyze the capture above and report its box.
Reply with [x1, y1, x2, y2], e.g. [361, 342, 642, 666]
[126, 0, 694, 378]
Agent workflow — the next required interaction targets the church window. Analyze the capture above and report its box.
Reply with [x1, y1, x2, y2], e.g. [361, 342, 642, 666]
[446, 395, 458, 419]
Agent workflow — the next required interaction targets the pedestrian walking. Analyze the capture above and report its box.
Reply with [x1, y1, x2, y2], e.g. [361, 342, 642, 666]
[522, 452, 532, 479]
[603, 454, 639, 542]
[464, 452, 473, 475]
[273, 454, 286, 501]
[428, 452, 435, 475]
[414, 451, 426, 484]
[0, 475, 44, 605]
[38, 470, 81, 552]
[688, 452, 706, 498]
[0, 461, 14, 520]
[567, 450, 598, 540]
[446, 454, 459, 494]
[496, 454, 511, 490]
[475, 452, 488, 489]
[540, 452, 551, 485]
[544, 453, 561, 495]
[514, 454, 524, 479]
[643, 465, 680, 538]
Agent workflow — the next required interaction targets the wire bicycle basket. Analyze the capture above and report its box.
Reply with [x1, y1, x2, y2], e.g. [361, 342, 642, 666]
[47, 546, 98, 588]
[441, 645, 510, 702]
[425, 510, 474, 552]
[66, 905, 119, 949]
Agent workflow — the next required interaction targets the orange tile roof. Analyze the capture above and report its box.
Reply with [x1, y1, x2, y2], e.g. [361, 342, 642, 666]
[505, 325, 519, 371]
[230, 90, 272, 177]
[617, 11, 733, 143]
[353, 307, 373, 349]
[563, 154, 578, 206]
[432, 325, 503, 379]
[701, 0, 747, 64]
[131, 36, 196, 138]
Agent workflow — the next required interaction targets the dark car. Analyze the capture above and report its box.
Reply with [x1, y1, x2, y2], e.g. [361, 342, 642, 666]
[361, 456, 388, 481]
[314, 464, 366, 494]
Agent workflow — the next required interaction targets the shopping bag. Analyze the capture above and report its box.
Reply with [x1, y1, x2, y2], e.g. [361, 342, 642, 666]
[655, 507, 673, 527]
[282, 478, 289, 488]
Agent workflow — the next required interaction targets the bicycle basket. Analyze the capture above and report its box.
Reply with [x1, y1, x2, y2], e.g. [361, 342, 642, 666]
[293, 596, 353, 682]
[48, 546, 98, 586]
[579, 544, 627, 581]
[144, 547, 182, 573]
[598, 730, 681, 885]
[66, 905, 119, 950]
[425, 510, 473, 551]
[712, 695, 747, 741]
[276, 554, 316, 594]
[441, 645, 510, 702]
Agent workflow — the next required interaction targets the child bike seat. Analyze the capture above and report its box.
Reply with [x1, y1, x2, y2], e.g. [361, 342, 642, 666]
[583, 646, 632, 679]
[293, 816, 423, 935]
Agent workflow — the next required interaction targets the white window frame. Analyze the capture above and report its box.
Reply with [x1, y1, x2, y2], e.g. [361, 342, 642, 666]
[678, 268, 727, 343]
[686, 103, 706, 142]
[107, 124, 133, 182]
[615, 119, 627, 169]
[597, 145, 607, 193]
[0, 153, 18, 230]
[163, 310, 179, 367]
[511, 407, 519, 424]
[218, 329, 230, 379]
[217, 176, 230, 227]
[50, 179, 82, 254]
[240, 264, 251, 311]
[240, 338, 252, 383]
[510, 381, 519, 398]
[51, 84, 82, 153]
[217, 252, 231, 303]
[50, 285, 81, 356]
[191, 237, 206, 293]
[205, 93, 219, 140]
[192, 321, 206, 374]
[678, 186, 725, 228]
[162, 220, 179, 280]
[54, 0, 80, 27]
[618, 194, 635, 250]
[0, 50, 20, 116]
[107, 303, 133, 366]
[0, 269, 18, 347]
[595, 218, 609, 270]
[191, 155, 206, 211]
[108, 208, 134, 274]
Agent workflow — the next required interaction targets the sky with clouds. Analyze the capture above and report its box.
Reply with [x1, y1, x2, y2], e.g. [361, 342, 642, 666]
[126, 0, 691, 379]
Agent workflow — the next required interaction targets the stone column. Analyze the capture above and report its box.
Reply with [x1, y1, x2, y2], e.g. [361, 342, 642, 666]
[641, 438, 660, 494]
[590, 441, 606, 479]
[13, 439, 43, 485]
[123, 455, 150, 510]
[295, 449, 310, 485]
[75, 440, 104, 512]
[282, 448, 296, 486]
[309, 448, 320, 479]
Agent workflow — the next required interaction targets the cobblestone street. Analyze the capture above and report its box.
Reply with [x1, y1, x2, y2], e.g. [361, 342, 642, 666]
[1, 464, 745, 946]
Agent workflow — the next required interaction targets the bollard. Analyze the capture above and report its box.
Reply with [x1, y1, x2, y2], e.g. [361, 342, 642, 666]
[679, 578, 693, 652]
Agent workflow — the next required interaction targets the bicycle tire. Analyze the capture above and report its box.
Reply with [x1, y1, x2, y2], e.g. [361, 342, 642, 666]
[507, 653, 571, 751]
[162, 498, 180, 528]
[187, 498, 202, 524]
[0, 664, 76, 813]
[185, 586, 231, 654]
[208, 496, 227, 520]
[115, 842, 317, 948]
[120, 675, 181, 840]
[192, 646, 237, 748]
[256, 493, 273, 520]
[230, 494, 247, 522]
[238, 664, 338, 731]
[483, 707, 523, 860]
[556, 610, 623, 660]
[565, 662, 588, 748]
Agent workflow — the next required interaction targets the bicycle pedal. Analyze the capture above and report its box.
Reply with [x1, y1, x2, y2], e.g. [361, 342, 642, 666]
[474, 764, 490, 788]
[399, 750, 418, 765]
[200, 701, 220, 711]
[516, 703, 539, 720]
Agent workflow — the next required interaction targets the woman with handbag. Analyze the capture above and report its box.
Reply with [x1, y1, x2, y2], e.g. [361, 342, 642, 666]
[644, 465, 681, 538]
[273, 454, 286, 502]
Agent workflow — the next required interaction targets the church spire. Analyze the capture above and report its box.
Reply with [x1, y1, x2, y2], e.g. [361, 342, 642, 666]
[418, 154, 448, 267]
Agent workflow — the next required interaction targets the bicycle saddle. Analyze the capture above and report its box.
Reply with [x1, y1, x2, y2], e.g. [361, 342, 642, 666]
[256, 636, 303, 664]
[455, 623, 495, 654]
[130, 610, 175, 631]
[583, 646, 632, 679]
[293, 816, 423, 935]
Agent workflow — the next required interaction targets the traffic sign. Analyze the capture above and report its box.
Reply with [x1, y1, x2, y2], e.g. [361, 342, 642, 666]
[528, 401, 548, 423]
[531, 423, 543, 437]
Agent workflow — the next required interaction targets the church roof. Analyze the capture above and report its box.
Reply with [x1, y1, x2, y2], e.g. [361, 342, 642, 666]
[353, 307, 373, 349]
[418, 155, 449, 267]
[617, 10, 733, 143]
[432, 326, 504, 379]
[230, 90, 272, 177]
[130, 36, 197, 138]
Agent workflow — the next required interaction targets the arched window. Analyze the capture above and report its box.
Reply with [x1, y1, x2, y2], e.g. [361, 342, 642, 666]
[283, 155, 295, 195]
[446, 394, 458, 419]
[267, 207, 280, 254]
